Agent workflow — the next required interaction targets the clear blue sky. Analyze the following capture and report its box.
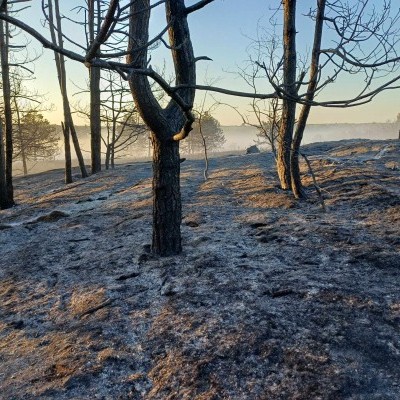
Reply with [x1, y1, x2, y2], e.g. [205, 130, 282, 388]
[14, 1, 400, 126]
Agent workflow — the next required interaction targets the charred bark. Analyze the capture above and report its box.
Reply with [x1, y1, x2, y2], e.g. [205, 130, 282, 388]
[0, 122, 8, 209]
[0, 8, 14, 207]
[90, 65, 102, 173]
[152, 135, 182, 255]
[276, 0, 297, 190]
[88, 0, 102, 174]
[62, 121, 73, 184]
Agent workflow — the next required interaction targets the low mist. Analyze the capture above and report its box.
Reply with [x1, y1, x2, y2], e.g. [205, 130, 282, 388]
[13, 122, 399, 176]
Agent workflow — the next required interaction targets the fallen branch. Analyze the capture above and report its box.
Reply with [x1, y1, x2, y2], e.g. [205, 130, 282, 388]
[79, 298, 114, 319]
[116, 271, 140, 281]
[36, 181, 89, 202]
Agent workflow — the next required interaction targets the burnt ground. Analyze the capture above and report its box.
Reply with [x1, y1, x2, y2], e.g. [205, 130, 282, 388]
[0, 139, 399, 400]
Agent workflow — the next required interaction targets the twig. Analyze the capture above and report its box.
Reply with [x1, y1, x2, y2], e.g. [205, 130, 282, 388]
[301, 152, 326, 212]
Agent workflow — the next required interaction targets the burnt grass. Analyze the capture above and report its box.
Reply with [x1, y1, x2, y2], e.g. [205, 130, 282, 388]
[0, 139, 399, 399]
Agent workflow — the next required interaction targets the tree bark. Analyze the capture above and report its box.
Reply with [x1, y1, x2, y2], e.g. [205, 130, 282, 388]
[276, 0, 297, 190]
[0, 8, 14, 207]
[0, 122, 8, 209]
[90, 65, 102, 173]
[291, 0, 326, 198]
[88, 0, 102, 174]
[105, 144, 110, 170]
[152, 135, 182, 256]
[62, 122, 72, 183]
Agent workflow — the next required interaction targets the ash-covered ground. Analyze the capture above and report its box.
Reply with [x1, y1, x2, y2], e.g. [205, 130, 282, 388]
[0, 139, 399, 399]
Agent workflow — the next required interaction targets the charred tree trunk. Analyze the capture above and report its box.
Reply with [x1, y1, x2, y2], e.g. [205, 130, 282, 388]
[152, 135, 182, 255]
[0, 10, 14, 207]
[62, 122, 73, 183]
[0, 122, 8, 209]
[110, 142, 115, 168]
[276, 0, 297, 190]
[110, 120, 116, 169]
[88, 0, 102, 174]
[291, 0, 326, 198]
[128, 0, 196, 256]
[105, 144, 110, 170]
[90, 65, 102, 173]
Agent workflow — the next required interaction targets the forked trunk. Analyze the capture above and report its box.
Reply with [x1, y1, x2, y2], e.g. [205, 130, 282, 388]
[152, 134, 182, 256]
[291, 0, 326, 199]
[128, 0, 195, 256]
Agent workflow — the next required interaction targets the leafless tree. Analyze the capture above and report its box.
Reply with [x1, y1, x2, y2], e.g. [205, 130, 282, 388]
[255, 0, 400, 197]
[0, 0, 14, 208]
[45, 0, 88, 182]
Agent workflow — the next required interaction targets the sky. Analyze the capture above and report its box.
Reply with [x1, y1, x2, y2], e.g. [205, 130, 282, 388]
[9, 0, 400, 126]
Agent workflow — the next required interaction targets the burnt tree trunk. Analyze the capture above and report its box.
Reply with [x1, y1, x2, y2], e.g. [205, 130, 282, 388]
[0, 9, 14, 207]
[290, 0, 326, 198]
[90, 65, 102, 173]
[0, 122, 8, 209]
[62, 122, 73, 183]
[128, 0, 196, 256]
[105, 144, 111, 170]
[152, 135, 182, 255]
[88, 0, 102, 174]
[276, 0, 297, 190]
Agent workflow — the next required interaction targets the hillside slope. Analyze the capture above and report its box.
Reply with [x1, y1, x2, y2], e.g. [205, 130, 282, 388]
[0, 139, 399, 399]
